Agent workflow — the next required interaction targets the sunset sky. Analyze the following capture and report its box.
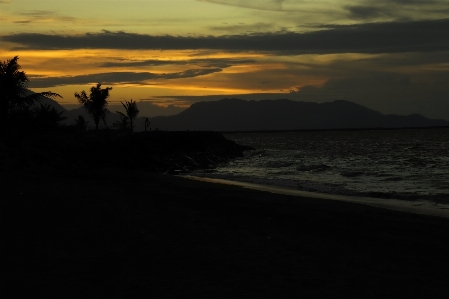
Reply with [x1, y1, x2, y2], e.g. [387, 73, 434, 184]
[1, 0, 449, 119]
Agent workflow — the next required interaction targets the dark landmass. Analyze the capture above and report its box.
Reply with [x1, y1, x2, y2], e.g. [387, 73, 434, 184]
[2, 168, 449, 298]
[150, 99, 449, 131]
[0, 130, 252, 174]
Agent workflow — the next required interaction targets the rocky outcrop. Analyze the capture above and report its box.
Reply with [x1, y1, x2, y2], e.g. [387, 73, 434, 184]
[101, 131, 253, 173]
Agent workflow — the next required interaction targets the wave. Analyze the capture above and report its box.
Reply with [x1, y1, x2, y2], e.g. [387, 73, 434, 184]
[296, 164, 331, 172]
[265, 161, 294, 168]
[382, 176, 405, 182]
[244, 149, 269, 157]
[340, 171, 364, 177]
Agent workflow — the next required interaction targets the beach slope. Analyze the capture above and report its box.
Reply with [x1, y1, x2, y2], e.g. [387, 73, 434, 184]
[2, 169, 449, 298]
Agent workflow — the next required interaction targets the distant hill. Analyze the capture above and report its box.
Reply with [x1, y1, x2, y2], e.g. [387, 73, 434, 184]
[30, 94, 449, 131]
[149, 99, 449, 131]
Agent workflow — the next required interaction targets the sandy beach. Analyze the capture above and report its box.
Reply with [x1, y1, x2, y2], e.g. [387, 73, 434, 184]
[2, 168, 449, 298]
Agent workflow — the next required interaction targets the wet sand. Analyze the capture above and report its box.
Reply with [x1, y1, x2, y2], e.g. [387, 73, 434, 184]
[2, 168, 449, 298]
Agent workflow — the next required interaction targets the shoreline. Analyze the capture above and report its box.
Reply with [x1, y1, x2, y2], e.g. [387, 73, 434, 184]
[185, 175, 449, 219]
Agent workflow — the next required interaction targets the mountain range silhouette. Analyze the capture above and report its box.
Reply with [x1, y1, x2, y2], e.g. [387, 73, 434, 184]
[38, 96, 449, 131]
[149, 98, 449, 131]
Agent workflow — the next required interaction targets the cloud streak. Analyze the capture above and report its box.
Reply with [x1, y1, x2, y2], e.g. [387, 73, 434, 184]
[3, 19, 449, 54]
[199, 0, 287, 11]
[208, 22, 275, 33]
[13, 9, 78, 24]
[100, 58, 255, 68]
[342, 0, 449, 20]
[345, 6, 391, 19]
[28, 69, 222, 88]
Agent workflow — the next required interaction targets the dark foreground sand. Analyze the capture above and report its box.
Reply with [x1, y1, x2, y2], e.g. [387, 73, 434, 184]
[2, 168, 449, 298]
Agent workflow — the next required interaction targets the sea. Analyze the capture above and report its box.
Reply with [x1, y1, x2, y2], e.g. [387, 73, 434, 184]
[192, 128, 449, 206]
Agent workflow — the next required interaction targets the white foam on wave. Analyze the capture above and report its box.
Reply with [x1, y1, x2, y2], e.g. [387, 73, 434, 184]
[184, 175, 449, 219]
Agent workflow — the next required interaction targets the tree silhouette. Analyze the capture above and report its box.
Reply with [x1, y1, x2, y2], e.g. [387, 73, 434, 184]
[0, 56, 61, 129]
[116, 99, 139, 133]
[74, 83, 112, 131]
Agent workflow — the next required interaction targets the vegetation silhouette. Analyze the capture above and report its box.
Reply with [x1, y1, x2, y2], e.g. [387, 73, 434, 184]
[74, 83, 112, 131]
[116, 99, 139, 133]
[74, 115, 88, 132]
[115, 113, 130, 131]
[34, 103, 67, 130]
[0, 56, 61, 130]
[145, 117, 150, 132]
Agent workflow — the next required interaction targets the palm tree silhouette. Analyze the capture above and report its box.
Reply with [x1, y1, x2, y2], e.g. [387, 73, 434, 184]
[74, 83, 112, 131]
[0, 56, 61, 129]
[117, 99, 139, 133]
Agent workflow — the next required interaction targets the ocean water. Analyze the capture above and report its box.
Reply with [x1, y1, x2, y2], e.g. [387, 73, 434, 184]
[193, 128, 449, 204]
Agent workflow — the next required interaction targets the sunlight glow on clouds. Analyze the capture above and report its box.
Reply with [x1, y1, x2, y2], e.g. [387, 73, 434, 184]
[1, 0, 449, 119]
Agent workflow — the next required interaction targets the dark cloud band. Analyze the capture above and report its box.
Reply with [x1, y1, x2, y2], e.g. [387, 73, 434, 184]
[3, 19, 449, 54]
